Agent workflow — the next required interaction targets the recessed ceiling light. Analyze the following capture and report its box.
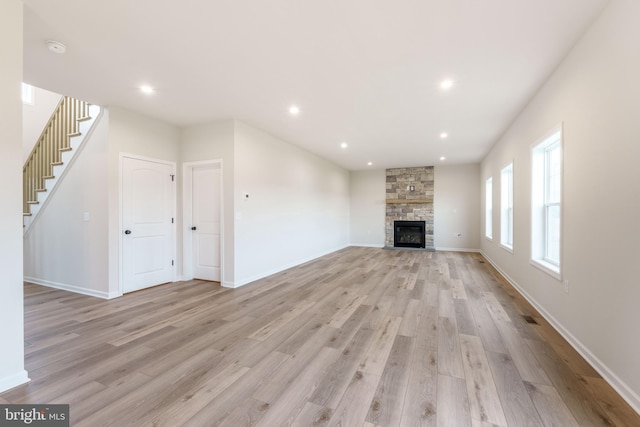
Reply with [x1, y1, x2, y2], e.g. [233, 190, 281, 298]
[340, 142, 348, 149]
[440, 79, 454, 90]
[367, 162, 373, 166]
[440, 156, 446, 161]
[289, 105, 300, 115]
[140, 85, 154, 94]
[46, 40, 66, 54]
[440, 132, 448, 139]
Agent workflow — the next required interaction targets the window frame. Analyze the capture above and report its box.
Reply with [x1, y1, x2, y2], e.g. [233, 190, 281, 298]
[22, 83, 34, 105]
[531, 125, 563, 279]
[500, 162, 514, 252]
[485, 176, 493, 240]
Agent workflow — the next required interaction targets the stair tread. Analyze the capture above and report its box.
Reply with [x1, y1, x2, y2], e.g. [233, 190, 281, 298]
[59, 147, 73, 152]
[23, 213, 32, 216]
[77, 116, 91, 122]
[51, 162, 63, 166]
[27, 201, 39, 205]
[68, 132, 81, 137]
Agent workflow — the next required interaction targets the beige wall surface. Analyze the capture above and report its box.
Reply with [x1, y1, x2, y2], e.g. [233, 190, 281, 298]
[434, 164, 481, 250]
[349, 169, 386, 247]
[481, 0, 640, 410]
[0, 0, 29, 393]
[233, 121, 350, 287]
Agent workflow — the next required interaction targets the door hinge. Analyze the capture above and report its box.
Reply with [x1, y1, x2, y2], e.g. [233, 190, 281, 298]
[171, 217, 174, 224]
[172, 260, 174, 266]
[170, 174, 175, 182]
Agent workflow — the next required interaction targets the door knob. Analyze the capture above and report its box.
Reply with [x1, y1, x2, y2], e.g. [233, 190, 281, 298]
[191, 226, 197, 231]
[124, 230, 132, 235]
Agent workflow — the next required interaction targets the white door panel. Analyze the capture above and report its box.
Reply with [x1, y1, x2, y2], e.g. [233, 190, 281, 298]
[192, 166, 221, 281]
[122, 157, 174, 293]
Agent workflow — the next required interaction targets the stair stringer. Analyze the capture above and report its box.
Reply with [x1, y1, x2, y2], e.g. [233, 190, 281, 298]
[23, 105, 103, 234]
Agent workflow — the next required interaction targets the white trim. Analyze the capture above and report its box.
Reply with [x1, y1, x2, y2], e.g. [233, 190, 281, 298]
[500, 243, 514, 254]
[182, 159, 224, 283]
[531, 123, 563, 276]
[119, 153, 177, 295]
[435, 247, 481, 253]
[500, 161, 514, 249]
[24, 276, 120, 299]
[530, 258, 562, 281]
[230, 244, 349, 288]
[0, 370, 30, 394]
[24, 106, 104, 235]
[349, 243, 385, 248]
[485, 176, 493, 240]
[481, 251, 640, 415]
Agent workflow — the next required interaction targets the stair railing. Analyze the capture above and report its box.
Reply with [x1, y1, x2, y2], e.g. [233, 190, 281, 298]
[23, 96, 90, 215]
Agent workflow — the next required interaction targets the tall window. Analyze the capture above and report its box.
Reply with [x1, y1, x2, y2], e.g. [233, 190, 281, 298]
[501, 163, 513, 250]
[532, 126, 562, 278]
[485, 177, 493, 239]
[22, 83, 34, 105]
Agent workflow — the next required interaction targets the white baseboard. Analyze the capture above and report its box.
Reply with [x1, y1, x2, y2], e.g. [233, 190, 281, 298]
[106, 291, 122, 299]
[24, 277, 113, 300]
[231, 244, 350, 288]
[435, 247, 481, 252]
[349, 243, 385, 248]
[0, 370, 29, 394]
[480, 251, 640, 415]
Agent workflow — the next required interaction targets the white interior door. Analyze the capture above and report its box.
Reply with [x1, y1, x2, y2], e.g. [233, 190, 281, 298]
[122, 156, 175, 293]
[192, 165, 221, 281]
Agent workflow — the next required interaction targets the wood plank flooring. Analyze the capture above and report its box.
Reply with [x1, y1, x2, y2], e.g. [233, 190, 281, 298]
[2, 247, 639, 426]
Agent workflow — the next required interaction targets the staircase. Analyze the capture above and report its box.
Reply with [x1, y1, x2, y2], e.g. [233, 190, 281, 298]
[23, 96, 101, 231]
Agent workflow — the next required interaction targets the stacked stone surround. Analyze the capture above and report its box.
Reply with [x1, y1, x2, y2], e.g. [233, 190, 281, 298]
[385, 166, 434, 249]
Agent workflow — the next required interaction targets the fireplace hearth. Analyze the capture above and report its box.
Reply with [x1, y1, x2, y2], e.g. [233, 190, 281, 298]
[394, 220, 426, 248]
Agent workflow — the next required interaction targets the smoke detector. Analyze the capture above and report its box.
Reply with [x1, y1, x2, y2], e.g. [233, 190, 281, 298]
[46, 40, 66, 54]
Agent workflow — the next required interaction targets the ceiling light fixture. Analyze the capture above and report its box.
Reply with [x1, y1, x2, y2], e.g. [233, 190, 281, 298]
[367, 162, 373, 166]
[340, 142, 348, 149]
[440, 156, 446, 161]
[440, 132, 448, 139]
[46, 40, 66, 54]
[140, 85, 154, 94]
[440, 79, 454, 90]
[289, 105, 300, 115]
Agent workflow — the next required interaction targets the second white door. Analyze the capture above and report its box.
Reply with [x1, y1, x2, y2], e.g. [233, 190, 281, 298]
[191, 165, 221, 281]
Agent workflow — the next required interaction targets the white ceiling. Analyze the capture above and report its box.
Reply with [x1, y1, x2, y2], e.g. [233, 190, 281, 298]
[23, 0, 607, 170]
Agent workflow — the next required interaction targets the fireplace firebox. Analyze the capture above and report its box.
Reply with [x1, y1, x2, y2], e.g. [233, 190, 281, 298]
[394, 220, 426, 248]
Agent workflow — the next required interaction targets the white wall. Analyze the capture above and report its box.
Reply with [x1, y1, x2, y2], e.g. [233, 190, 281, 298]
[0, 0, 29, 393]
[349, 165, 481, 251]
[23, 86, 62, 162]
[107, 107, 181, 295]
[349, 169, 386, 247]
[24, 111, 110, 297]
[233, 121, 350, 287]
[481, 0, 640, 411]
[180, 121, 235, 285]
[434, 164, 481, 251]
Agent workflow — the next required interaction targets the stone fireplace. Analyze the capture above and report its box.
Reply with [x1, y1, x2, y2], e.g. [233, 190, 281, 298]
[385, 166, 434, 250]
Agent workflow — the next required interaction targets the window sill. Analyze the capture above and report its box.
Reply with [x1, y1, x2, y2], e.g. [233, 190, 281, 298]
[485, 236, 493, 242]
[530, 258, 561, 281]
[500, 243, 513, 254]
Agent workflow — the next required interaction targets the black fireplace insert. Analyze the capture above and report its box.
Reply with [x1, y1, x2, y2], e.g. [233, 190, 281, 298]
[394, 220, 426, 248]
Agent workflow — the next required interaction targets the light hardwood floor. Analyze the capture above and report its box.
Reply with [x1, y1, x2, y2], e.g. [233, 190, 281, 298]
[2, 248, 638, 426]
